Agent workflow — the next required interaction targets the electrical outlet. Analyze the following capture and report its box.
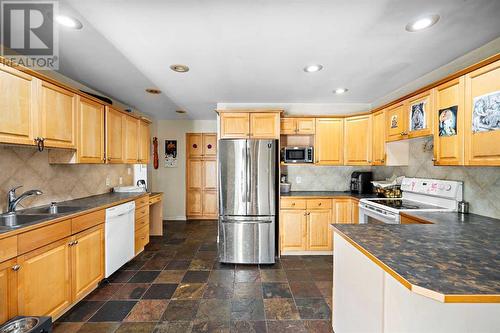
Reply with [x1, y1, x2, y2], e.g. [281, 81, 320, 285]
[119, 177, 123, 185]
[296, 176, 302, 184]
[105, 177, 110, 186]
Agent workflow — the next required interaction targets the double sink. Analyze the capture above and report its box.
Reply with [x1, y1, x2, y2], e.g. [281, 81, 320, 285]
[0, 204, 84, 230]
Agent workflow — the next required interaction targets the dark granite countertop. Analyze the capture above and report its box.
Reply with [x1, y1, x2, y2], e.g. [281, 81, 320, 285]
[0, 192, 150, 236]
[331, 212, 500, 302]
[281, 191, 379, 200]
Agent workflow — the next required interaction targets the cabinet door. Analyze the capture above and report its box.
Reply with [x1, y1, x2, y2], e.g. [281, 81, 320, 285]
[386, 102, 406, 141]
[220, 113, 249, 139]
[372, 110, 386, 165]
[124, 116, 139, 163]
[39, 81, 77, 149]
[433, 77, 465, 165]
[280, 210, 307, 251]
[202, 190, 218, 217]
[296, 118, 315, 134]
[72, 225, 104, 302]
[138, 120, 150, 163]
[106, 107, 125, 163]
[315, 118, 344, 165]
[187, 159, 203, 217]
[344, 115, 372, 165]
[187, 133, 203, 158]
[307, 210, 332, 251]
[0, 65, 37, 145]
[280, 118, 296, 134]
[465, 60, 500, 165]
[406, 90, 433, 138]
[188, 159, 203, 189]
[0, 259, 17, 324]
[333, 199, 352, 224]
[78, 97, 105, 163]
[351, 199, 359, 224]
[202, 133, 217, 157]
[187, 189, 202, 216]
[203, 159, 217, 190]
[17, 238, 72, 318]
[250, 113, 280, 139]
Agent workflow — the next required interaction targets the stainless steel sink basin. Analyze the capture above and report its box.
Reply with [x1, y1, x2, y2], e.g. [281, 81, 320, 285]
[0, 213, 49, 228]
[24, 205, 82, 215]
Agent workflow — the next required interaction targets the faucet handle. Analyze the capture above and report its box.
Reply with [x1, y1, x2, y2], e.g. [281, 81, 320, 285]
[8, 185, 23, 194]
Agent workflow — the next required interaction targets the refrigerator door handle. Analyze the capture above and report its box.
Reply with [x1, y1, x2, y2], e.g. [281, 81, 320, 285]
[246, 142, 251, 203]
[242, 143, 247, 203]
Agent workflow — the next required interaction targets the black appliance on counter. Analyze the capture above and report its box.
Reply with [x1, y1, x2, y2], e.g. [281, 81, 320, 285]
[350, 171, 373, 194]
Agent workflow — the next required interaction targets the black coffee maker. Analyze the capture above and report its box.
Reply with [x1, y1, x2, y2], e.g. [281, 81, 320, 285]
[350, 171, 373, 194]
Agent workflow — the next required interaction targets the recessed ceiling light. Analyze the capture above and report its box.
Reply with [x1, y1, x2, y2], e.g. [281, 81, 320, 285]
[405, 15, 440, 32]
[170, 64, 190, 73]
[175, 110, 187, 114]
[334, 88, 348, 94]
[145, 88, 161, 94]
[304, 64, 323, 73]
[55, 15, 83, 29]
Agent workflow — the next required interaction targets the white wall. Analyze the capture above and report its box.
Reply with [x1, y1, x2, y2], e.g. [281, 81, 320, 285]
[151, 120, 217, 220]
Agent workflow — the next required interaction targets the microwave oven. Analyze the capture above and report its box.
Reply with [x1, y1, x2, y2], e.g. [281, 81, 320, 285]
[282, 147, 314, 163]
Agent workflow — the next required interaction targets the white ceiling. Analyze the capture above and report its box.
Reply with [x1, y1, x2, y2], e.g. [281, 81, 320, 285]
[58, 0, 500, 119]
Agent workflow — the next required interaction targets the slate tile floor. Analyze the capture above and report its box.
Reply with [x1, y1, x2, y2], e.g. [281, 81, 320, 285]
[54, 220, 333, 333]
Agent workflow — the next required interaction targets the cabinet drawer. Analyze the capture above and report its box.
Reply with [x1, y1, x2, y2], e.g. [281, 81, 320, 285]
[18, 220, 71, 255]
[71, 209, 105, 234]
[135, 215, 149, 230]
[135, 225, 149, 254]
[280, 198, 306, 209]
[306, 199, 332, 210]
[0, 236, 17, 262]
[149, 195, 161, 205]
[135, 195, 149, 209]
[135, 206, 149, 220]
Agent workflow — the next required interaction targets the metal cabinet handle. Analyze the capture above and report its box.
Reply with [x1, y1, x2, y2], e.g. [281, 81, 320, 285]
[12, 264, 21, 271]
[291, 202, 295, 206]
[318, 203, 322, 206]
[74, 240, 78, 245]
[432, 158, 437, 162]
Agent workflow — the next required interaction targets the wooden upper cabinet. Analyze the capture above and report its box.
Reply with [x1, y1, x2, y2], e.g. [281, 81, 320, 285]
[315, 118, 344, 165]
[188, 133, 203, 158]
[39, 81, 77, 149]
[203, 133, 217, 157]
[105, 107, 125, 163]
[77, 97, 105, 163]
[344, 114, 372, 165]
[372, 110, 386, 165]
[138, 120, 150, 164]
[71, 225, 104, 302]
[281, 117, 315, 135]
[433, 77, 465, 166]
[17, 237, 72, 319]
[406, 89, 434, 138]
[0, 65, 37, 146]
[250, 112, 280, 139]
[464, 60, 500, 165]
[386, 102, 406, 142]
[124, 116, 139, 163]
[220, 112, 250, 138]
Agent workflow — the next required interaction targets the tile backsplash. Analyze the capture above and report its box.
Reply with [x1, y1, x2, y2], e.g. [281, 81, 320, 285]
[284, 137, 500, 219]
[0, 145, 133, 213]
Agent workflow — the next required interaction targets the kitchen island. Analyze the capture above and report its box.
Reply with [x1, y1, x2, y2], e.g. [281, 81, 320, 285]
[331, 212, 500, 333]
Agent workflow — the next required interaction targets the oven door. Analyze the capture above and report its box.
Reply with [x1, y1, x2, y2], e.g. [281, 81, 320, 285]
[358, 202, 400, 224]
[284, 148, 306, 163]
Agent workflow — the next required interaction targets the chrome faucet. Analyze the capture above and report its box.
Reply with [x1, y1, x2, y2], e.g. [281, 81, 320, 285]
[7, 186, 43, 213]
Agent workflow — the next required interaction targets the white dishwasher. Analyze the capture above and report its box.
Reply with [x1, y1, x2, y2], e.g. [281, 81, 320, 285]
[105, 201, 135, 277]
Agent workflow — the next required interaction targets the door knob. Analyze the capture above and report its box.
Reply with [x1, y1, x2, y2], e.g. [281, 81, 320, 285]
[12, 264, 21, 271]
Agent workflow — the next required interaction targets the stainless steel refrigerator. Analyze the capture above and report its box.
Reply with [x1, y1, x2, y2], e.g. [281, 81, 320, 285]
[218, 139, 277, 264]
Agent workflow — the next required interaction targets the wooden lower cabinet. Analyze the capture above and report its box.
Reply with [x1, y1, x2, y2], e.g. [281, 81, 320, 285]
[17, 237, 72, 318]
[0, 259, 17, 324]
[135, 225, 150, 255]
[280, 210, 307, 251]
[71, 225, 104, 302]
[333, 199, 353, 224]
[351, 199, 360, 224]
[307, 210, 332, 251]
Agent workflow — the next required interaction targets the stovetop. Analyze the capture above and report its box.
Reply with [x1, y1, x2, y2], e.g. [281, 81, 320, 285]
[363, 198, 447, 211]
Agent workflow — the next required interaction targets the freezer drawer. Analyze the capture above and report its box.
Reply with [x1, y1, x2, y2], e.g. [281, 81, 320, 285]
[219, 217, 275, 264]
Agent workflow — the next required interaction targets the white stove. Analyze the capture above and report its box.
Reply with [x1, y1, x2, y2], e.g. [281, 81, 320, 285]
[359, 177, 463, 224]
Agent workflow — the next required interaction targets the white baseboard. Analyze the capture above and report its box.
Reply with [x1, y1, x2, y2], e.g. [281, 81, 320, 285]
[281, 251, 333, 256]
[165, 216, 187, 221]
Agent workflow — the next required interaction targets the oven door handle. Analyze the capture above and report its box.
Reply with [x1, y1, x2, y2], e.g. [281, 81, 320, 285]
[361, 204, 398, 221]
